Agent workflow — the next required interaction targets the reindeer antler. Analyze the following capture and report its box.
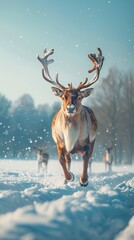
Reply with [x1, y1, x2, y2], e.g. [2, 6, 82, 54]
[77, 48, 104, 90]
[37, 48, 71, 90]
[103, 143, 113, 150]
[34, 145, 41, 150]
[37, 48, 104, 91]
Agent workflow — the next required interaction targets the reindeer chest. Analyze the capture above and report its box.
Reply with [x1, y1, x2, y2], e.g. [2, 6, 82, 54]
[105, 151, 109, 161]
[64, 123, 80, 152]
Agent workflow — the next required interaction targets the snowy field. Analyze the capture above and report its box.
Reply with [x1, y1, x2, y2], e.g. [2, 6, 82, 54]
[0, 159, 134, 240]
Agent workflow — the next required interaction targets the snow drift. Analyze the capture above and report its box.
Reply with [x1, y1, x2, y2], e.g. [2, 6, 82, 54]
[0, 160, 134, 240]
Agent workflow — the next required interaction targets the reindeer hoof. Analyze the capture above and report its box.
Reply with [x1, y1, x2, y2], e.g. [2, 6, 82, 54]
[69, 172, 75, 182]
[80, 178, 88, 187]
[64, 172, 75, 184]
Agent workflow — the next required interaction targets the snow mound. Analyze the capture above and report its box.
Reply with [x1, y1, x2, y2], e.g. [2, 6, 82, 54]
[116, 216, 134, 240]
[0, 160, 134, 240]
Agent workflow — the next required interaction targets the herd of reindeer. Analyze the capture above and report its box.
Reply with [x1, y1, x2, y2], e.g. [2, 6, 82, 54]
[35, 47, 113, 186]
[34, 143, 114, 174]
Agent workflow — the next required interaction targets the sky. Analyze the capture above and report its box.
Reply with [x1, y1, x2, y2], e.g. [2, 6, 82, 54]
[0, 0, 134, 106]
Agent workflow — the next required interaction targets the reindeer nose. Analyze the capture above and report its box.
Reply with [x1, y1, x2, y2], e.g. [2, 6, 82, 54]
[67, 104, 76, 113]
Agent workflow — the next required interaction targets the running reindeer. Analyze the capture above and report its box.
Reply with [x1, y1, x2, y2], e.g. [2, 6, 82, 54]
[37, 48, 104, 186]
[103, 144, 113, 172]
[34, 144, 49, 173]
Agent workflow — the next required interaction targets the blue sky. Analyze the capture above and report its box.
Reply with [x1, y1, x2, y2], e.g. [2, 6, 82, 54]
[0, 0, 133, 106]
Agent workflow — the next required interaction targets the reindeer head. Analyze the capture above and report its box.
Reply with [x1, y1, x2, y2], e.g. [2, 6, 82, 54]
[37, 48, 104, 117]
[34, 143, 47, 155]
[51, 86, 93, 117]
[103, 143, 113, 153]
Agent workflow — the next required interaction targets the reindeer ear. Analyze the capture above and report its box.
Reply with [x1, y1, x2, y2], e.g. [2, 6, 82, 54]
[80, 88, 94, 98]
[51, 87, 63, 97]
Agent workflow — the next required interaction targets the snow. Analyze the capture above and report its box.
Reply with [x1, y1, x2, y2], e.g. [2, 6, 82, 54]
[0, 160, 134, 240]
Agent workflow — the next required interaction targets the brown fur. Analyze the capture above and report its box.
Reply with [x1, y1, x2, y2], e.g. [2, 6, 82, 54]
[52, 91, 98, 184]
[103, 148, 113, 172]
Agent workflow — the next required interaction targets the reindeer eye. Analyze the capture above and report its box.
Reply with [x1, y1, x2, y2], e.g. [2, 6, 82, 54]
[78, 96, 82, 100]
[62, 95, 67, 100]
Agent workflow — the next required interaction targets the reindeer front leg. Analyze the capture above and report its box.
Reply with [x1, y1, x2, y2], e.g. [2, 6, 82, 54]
[105, 162, 107, 172]
[57, 144, 74, 183]
[65, 153, 71, 171]
[38, 161, 42, 172]
[80, 142, 95, 187]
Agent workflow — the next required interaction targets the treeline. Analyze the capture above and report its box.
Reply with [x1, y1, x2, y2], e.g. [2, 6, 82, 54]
[89, 67, 134, 165]
[0, 67, 134, 164]
[0, 94, 60, 160]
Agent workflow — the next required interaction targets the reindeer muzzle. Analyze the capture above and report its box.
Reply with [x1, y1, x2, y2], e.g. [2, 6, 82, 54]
[66, 104, 76, 115]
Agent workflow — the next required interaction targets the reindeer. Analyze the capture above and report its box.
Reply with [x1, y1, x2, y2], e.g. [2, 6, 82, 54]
[34, 144, 49, 173]
[103, 145, 113, 172]
[37, 48, 104, 186]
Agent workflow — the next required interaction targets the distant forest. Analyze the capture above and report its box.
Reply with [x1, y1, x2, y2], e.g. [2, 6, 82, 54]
[0, 67, 134, 164]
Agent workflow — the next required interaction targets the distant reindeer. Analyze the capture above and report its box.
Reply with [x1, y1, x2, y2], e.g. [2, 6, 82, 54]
[103, 145, 113, 172]
[37, 48, 104, 186]
[34, 144, 49, 173]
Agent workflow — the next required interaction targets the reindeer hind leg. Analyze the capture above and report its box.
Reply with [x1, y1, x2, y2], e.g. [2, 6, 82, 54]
[38, 162, 42, 172]
[80, 141, 95, 187]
